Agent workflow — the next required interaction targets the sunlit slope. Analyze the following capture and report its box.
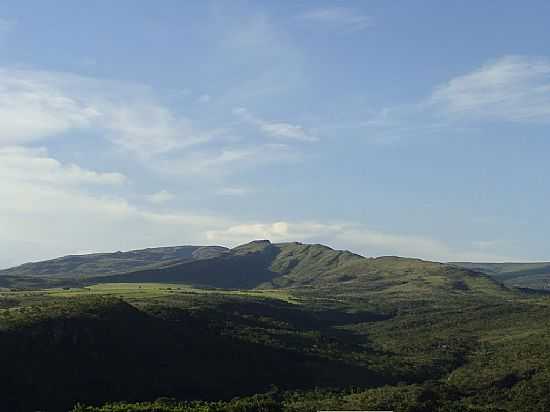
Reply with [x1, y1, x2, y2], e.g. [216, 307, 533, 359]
[299, 256, 517, 309]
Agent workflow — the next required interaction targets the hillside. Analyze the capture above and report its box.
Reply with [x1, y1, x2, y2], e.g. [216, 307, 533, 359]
[85, 240, 364, 289]
[0, 245, 228, 280]
[1, 241, 514, 301]
[452, 262, 550, 290]
[85, 241, 512, 310]
[81, 240, 369, 288]
[0, 264, 547, 411]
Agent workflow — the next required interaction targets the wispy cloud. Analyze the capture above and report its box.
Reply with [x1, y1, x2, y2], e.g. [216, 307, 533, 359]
[0, 145, 236, 267]
[0, 175, 232, 267]
[146, 190, 175, 204]
[0, 146, 126, 186]
[216, 187, 250, 197]
[206, 220, 515, 262]
[0, 142, 516, 266]
[156, 143, 301, 177]
[233, 107, 318, 142]
[0, 68, 310, 180]
[300, 7, 371, 31]
[0, 68, 214, 157]
[354, 55, 550, 144]
[429, 55, 550, 122]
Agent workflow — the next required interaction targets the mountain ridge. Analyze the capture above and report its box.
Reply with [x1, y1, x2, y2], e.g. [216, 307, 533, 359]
[451, 261, 550, 290]
[80, 241, 511, 306]
[0, 245, 229, 279]
[0, 240, 519, 299]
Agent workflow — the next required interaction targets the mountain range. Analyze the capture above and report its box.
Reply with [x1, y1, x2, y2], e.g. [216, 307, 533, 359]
[0, 240, 521, 297]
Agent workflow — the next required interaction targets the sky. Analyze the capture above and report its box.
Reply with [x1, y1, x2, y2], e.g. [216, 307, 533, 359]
[1, 1, 550, 267]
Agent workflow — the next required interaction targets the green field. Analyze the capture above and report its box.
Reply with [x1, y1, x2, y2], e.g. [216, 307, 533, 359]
[46, 283, 299, 302]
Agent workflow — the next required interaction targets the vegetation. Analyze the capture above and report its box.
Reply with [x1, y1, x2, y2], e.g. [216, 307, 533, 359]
[2, 241, 550, 411]
[452, 261, 550, 290]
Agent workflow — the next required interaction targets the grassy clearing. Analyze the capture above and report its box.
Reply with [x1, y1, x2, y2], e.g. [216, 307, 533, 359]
[1, 282, 300, 306]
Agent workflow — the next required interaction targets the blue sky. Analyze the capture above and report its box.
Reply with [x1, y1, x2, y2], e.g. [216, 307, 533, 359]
[1, 1, 550, 267]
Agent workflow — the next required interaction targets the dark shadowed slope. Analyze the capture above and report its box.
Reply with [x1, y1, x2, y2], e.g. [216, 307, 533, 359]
[0, 295, 382, 412]
[0, 245, 229, 279]
[88, 240, 364, 289]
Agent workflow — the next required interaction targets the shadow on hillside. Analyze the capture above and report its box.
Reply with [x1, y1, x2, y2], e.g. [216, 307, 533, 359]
[0, 298, 389, 412]
[87, 244, 283, 289]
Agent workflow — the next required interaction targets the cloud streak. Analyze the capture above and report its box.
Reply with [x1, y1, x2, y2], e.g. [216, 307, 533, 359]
[233, 107, 318, 142]
[206, 220, 514, 262]
[300, 7, 372, 31]
[0, 68, 214, 157]
[429, 56, 550, 122]
[0, 146, 126, 186]
[354, 55, 550, 144]
[146, 190, 175, 204]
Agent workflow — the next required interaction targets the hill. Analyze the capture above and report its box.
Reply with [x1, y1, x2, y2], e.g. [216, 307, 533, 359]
[85, 241, 513, 311]
[0, 245, 228, 281]
[1, 241, 516, 301]
[0, 293, 390, 411]
[86, 240, 364, 289]
[451, 262, 550, 290]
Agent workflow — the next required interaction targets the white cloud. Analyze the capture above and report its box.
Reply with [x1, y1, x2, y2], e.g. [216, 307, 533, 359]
[0, 147, 239, 268]
[0, 154, 515, 267]
[0, 68, 213, 156]
[353, 55, 550, 144]
[0, 146, 126, 186]
[207, 220, 515, 262]
[233, 107, 318, 142]
[300, 7, 371, 31]
[105, 102, 211, 157]
[0, 70, 100, 145]
[429, 55, 550, 122]
[156, 143, 300, 177]
[146, 190, 175, 204]
[0, 68, 306, 178]
[216, 187, 250, 196]
[0, 170, 231, 268]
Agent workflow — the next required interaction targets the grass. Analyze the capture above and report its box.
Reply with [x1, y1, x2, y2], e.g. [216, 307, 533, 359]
[0, 282, 300, 307]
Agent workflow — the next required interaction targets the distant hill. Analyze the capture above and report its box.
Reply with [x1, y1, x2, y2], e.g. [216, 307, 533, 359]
[451, 262, 550, 290]
[0, 240, 516, 302]
[88, 241, 510, 305]
[0, 245, 229, 280]
[89, 240, 365, 289]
